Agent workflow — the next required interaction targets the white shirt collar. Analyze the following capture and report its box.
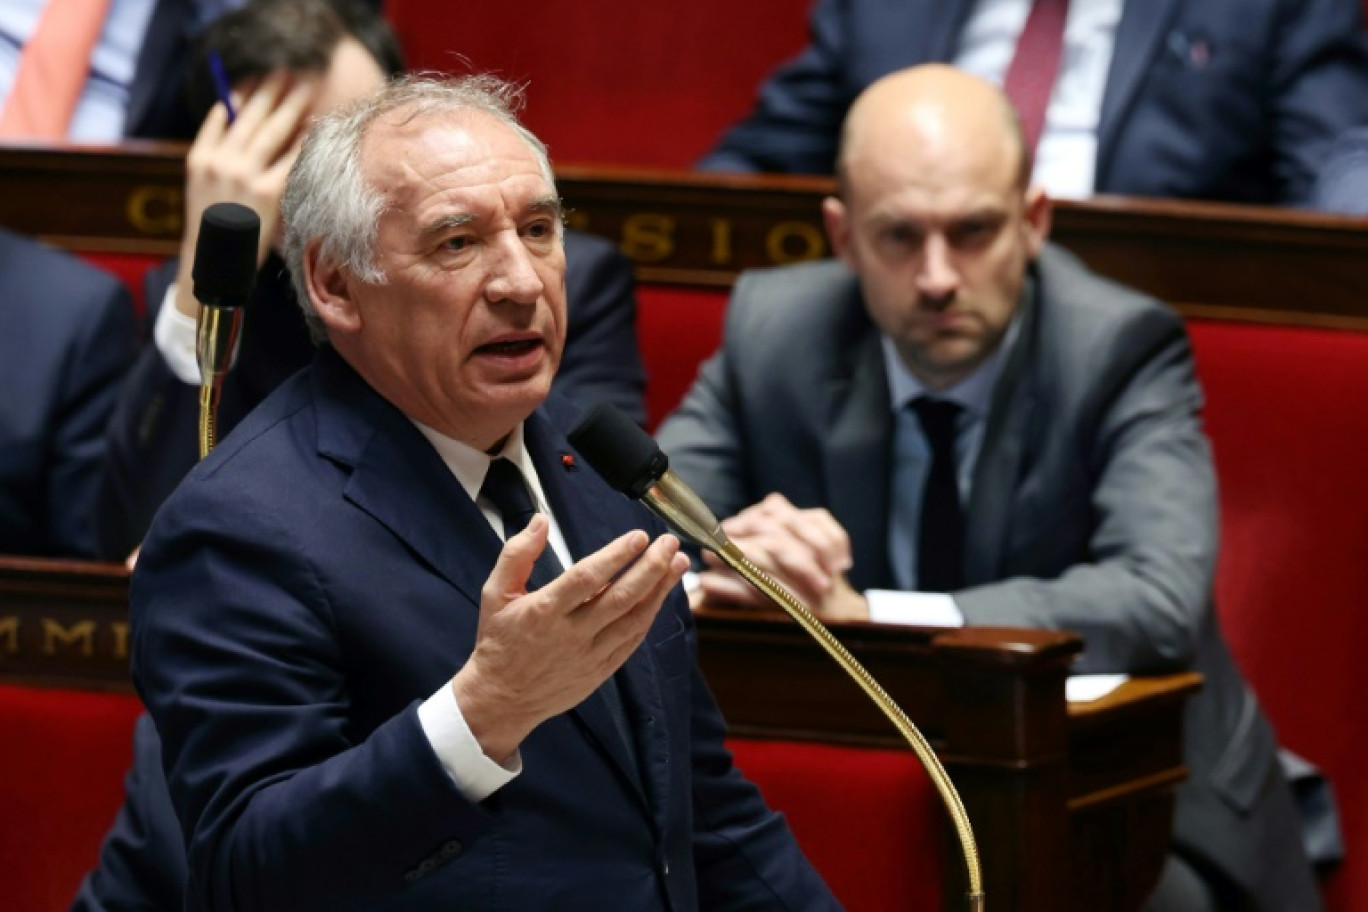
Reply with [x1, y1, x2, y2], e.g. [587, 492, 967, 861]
[411, 421, 552, 515]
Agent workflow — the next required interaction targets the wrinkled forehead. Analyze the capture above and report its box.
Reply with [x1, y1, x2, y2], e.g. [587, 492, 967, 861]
[360, 107, 554, 204]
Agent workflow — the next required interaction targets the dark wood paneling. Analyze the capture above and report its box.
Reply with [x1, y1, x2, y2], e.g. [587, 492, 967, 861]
[4, 145, 1368, 328]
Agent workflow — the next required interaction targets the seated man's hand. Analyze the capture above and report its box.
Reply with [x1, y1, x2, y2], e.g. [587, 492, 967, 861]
[173, 71, 320, 319]
[453, 517, 689, 763]
[699, 492, 853, 605]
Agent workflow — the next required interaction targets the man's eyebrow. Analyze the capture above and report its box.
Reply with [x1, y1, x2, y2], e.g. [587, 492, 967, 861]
[526, 195, 565, 221]
[419, 212, 476, 240]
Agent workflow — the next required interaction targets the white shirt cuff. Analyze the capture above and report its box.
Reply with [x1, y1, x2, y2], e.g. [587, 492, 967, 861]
[865, 590, 965, 627]
[417, 681, 522, 802]
[153, 283, 203, 385]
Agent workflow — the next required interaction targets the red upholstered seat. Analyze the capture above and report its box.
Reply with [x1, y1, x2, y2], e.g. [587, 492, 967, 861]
[0, 685, 142, 912]
[386, 0, 811, 170]
[636, 286, 728, 431]
[727, 738, 943, 910]
[1191, 320, 1368, 912]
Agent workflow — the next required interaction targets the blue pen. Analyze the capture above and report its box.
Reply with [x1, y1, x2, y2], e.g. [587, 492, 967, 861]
[208, 51, 237, 123]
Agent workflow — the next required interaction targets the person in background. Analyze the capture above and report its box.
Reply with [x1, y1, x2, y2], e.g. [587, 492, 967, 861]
[0, 229, 137, 558]
[700, 0, 1368, 213]
[128, 72, 837, 909]
[660, 64, 1323, 911]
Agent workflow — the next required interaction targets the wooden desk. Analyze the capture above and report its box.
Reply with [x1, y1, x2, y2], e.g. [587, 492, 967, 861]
[0, 556, 1199, 912]
[696, 609, 1200, 912]
[3, 144, 1367, 328]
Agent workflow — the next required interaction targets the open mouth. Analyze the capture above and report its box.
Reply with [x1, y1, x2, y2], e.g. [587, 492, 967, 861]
[476, 337, 542, 356]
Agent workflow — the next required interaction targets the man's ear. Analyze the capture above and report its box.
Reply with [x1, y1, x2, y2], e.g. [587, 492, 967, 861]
[1021, 185, 1053, 258]
[822, 195, 856, 268]
[304, 240, 362, 336]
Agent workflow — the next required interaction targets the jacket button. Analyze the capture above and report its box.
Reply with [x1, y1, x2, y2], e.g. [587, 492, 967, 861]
[441, 839, 463, 857]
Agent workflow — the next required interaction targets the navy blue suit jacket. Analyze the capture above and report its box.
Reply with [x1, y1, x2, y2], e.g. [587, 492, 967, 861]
[0, 230, 137, 557]
[701, 0, 1368, 208]
[94, 229, 646, 561]
[126, 348, 833, 910]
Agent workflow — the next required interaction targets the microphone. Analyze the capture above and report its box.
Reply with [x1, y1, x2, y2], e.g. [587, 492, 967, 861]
[191, 202, 259, 458]
[568, 402, 986, 911]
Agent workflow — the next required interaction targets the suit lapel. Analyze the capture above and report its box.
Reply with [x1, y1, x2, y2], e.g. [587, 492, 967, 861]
[1097, 0, 1181, 182]
[965, 273, 1041, 585]
[823, 330, 895, 592]
[527, 410, 663, 816]
[313, 350, 498, 610]
[315, 362, 664, 817]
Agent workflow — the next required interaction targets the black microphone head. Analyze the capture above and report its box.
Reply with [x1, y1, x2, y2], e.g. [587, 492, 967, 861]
[568, 402, 669, 499]
[192, 202, 260, 309]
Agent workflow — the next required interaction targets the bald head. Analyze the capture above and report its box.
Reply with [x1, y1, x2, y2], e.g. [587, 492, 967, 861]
[836, 65, 1028, 198]
[821, 64, 1050, 392]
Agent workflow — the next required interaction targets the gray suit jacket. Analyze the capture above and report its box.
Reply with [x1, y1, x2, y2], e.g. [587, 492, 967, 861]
[656, 245, 1320, 910]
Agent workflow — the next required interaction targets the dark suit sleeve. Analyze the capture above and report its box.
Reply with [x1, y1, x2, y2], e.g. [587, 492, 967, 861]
[697, 0, 851, 174]
[556, 231, 648, 426]
[1310, 125, 1368, 214]
[132, 492, 492, 910]
[1267, 0, 1368, 206]
[94, 261, 201, 560]
[43, 275, 139, 558]
[71, 715, 187, 912]
[956, 310, 1219, 675]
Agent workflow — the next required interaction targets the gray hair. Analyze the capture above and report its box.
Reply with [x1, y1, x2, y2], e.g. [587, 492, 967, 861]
[281, 73, 558, 343]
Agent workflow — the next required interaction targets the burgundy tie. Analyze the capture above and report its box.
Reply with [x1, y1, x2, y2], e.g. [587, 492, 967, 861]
[1002, 0, 1070, 160]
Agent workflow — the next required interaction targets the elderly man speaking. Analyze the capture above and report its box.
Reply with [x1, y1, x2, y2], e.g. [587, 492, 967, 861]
[130, 75, 837, 912]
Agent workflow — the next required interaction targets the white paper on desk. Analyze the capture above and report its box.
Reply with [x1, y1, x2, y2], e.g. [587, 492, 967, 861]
[1066, 674, 1129, 703]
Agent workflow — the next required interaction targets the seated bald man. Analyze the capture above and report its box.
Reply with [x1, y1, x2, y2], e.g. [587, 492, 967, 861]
[659, 64, 1322, 912]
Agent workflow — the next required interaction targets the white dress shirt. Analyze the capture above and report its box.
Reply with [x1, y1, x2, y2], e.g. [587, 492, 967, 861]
[952, 0, 1125, 198]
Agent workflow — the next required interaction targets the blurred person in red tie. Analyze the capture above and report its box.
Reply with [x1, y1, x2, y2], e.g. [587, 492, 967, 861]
[699, 0, 1368, 213]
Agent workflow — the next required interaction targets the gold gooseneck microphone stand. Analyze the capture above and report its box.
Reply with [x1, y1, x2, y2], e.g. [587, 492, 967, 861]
[196, 303, 243, 458]
[568, 404, 985, 911]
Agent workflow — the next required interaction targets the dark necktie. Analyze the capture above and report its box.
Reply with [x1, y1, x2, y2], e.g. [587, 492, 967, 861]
[1002, 0, 1070, 159]
[910, 398, 965, 592]
[478, 458, 639, 776]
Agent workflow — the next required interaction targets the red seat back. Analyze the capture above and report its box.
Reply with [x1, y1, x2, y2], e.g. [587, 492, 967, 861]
[0, 685, 142, 912]
[727, 738, 943, 909]
[1191, 319, 1368, 912]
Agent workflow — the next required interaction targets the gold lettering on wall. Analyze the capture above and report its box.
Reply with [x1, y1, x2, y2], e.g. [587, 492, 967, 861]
[111, 622, 130, 662]
[564, 210, 590, 232]
[709, 218, 733, 265]
[127, 185, 183, 236]
[765, 221, 826, 264]
[0, 616, 17, 655]
[42, 619, 96, 658]
[620, 214, 676, 263]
